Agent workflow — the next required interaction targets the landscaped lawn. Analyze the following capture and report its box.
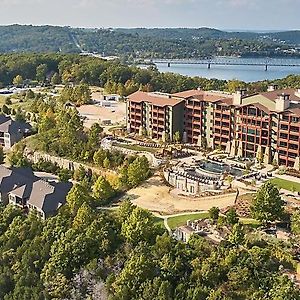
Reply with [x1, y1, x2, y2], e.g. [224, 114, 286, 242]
[167, 212, 209, 229]
[270, 178, 300, 193]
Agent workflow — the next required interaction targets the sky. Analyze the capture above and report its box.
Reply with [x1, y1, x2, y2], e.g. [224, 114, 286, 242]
[0, 0, 299, 30]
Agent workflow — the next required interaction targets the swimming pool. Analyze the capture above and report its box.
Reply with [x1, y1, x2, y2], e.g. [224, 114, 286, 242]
[197, 160, 243, 177]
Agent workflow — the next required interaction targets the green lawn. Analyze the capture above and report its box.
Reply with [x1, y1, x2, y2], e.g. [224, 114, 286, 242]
[270, 178, 300, 193]
[167, 213, 209, 230]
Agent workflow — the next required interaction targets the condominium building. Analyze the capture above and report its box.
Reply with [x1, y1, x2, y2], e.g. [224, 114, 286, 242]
[127, 91, 185, 141]
[126, 87, 300, 168]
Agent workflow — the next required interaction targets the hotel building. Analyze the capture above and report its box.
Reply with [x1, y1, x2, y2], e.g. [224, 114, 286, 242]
[127, 87, 300, 168]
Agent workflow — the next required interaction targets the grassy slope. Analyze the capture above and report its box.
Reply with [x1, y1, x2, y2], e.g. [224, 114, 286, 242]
[167, 213, 209, 230]
[271, 178, 300, 193]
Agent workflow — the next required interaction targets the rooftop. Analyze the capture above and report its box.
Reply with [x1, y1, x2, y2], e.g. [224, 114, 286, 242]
[0, 114, 32, 134]
[128, 91, 184, 107]
[261, 88, 300, 103]
[173, 89, 233, 103]
[0, 166, 72, 217]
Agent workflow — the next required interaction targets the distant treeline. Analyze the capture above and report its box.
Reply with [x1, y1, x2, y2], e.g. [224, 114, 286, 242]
[1, 53, 300, 95]
[0, 25, 300, 59]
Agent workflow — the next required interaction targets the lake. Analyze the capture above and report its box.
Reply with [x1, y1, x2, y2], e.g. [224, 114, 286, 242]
[153, 57, 300, 82]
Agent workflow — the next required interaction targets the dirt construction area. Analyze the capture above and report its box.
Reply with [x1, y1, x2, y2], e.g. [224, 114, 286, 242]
[125, 174, 237, 215]
[77, 103, 126, 128]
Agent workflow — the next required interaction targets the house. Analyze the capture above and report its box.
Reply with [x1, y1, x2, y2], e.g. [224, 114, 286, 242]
[0, 166, 72, 219]
[0, 115, 32, 149]
[174, 225, 195, 242]
[174, 219, 229, 244]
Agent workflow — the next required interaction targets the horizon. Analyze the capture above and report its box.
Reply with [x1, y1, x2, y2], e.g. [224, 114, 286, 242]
[0, 0, 299, 30]
[0, 23, 299, 33]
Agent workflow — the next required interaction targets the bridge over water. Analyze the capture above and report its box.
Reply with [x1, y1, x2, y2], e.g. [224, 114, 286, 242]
[152, 58, 300, 71]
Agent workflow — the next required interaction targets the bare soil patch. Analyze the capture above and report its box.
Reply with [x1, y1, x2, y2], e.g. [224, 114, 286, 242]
[125, 174, 237, 215]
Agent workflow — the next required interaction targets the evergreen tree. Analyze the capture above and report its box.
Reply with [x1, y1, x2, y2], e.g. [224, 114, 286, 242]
[251, 182, 284, 224]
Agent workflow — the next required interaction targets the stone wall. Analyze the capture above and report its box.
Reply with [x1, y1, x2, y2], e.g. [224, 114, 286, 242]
[24, 148, 116, 177]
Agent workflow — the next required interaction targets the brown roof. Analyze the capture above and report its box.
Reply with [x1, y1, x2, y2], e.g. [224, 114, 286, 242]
[285, 104, 300, 116]
[173, 89, 233, 103]
[173, 89, 203, 98]
[240, 102, 270, 114]
[128, 91, 184, 107]
[261, 88, 300, 102]
[214, 98, 234, 106]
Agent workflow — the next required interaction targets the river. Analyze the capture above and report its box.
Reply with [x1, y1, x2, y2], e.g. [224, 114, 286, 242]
[153, 57, 300, 82]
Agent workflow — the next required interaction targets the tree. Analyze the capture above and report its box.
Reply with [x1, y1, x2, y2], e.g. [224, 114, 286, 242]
[92, 176, 115, 204]
[269, 275, 300, 300]
[118, 199, 135, 223]
[13, 75, 23, 86]
[291, 209, 300, 236]
[201, 137, 208, 149]
[127, 156, 150, 187]
[73, 165, 87, 182]
[66, 184, 91, 215]
[58, 169, 71, 182]
[5, 97, 12, 105]
[103, 157, 110, 169]
[173, 131, 181, 143]
[208, 207, 220, 222]
[72, 203, 95, 229]
[228, 223, 244, 246]
[26, 89, 35, 100]
[251, 182, 284, 224]
[36, 64, 48, 83]
[88, 123, 103, 148]
[121, 207, 158, 245]
[2, 104, 10, 115]
[226, 79, 246, 93]
[0, 146, 4, 164]
[51, 72, 61, 85]
[112, 248, 155, 299]
[256, 150, 263, 165]
[226, 207, 239, 226]
[73, 84, 91, 106]
[93, 149, 106, 167]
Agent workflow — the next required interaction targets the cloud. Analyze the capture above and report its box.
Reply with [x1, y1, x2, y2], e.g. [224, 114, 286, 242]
[0, 0, 42, 4]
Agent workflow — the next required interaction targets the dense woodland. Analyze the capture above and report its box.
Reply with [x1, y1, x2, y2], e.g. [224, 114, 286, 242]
[0, 25, 300, 58]
[0, 195, 300, 299]
[2, 53, 300, 96]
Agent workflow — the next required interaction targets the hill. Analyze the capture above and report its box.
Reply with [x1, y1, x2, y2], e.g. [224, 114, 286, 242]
[0, 25, 299, 58]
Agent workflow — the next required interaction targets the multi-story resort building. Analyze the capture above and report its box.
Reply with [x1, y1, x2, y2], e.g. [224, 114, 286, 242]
[127, 86, 300, 168]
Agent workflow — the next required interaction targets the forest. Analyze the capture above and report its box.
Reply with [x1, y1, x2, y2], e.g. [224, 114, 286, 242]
[0, 195, 300, 299]
[2, 53, 300, 96]
[0, 25, 300, 58]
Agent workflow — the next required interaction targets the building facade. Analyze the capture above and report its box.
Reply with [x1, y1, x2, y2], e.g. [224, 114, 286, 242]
[0, 166, 72, 219]
[127, 91, 185, 142]
[0, 115, 32, 149]
[126, 87, 300, 168]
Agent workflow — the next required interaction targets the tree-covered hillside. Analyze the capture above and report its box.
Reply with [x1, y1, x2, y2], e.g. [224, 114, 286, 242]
[0, 25, 300, 58]
[0, 25, 79, 53]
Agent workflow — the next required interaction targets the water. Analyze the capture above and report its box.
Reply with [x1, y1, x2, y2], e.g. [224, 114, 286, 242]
[154, 57, 300, 82]
[198, 160, 243, 177]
